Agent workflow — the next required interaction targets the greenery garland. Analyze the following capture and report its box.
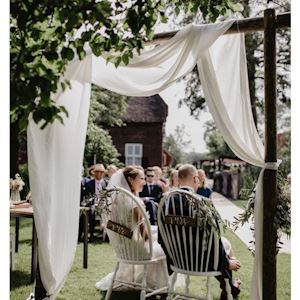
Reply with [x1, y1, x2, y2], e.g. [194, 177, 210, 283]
[232, 171, 291, 253]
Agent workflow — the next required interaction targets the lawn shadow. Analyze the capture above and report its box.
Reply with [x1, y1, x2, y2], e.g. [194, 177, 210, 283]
[10, 270, 32, 290]
[100, 291, 168, 300]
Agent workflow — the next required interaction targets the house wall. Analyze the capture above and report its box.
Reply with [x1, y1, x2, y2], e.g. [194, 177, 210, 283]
[108, 122, 163, 168]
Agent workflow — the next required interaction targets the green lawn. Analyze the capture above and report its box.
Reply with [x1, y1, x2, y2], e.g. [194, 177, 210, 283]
[10, 219, 290, 300]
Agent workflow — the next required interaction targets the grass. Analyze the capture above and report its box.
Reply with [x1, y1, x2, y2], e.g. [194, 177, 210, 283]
[229, 199, 248, 210]
[10, 218, 290, 300]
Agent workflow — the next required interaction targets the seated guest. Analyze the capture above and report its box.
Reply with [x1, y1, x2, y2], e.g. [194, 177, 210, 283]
[106, 164, 118, 180]
[79, 167, 91, 242]
[158, 164, 241, 300]
[168, 169, 179, 191]
[85, 164, 108, 241]
[86, 164, 108, 195]
[153, 166, 167, 192]
[139, 167, 163, 225]
[196, 169, 212, 198]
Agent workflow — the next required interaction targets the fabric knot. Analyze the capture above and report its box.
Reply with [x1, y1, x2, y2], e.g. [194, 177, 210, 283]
[263, 160, 282, 170]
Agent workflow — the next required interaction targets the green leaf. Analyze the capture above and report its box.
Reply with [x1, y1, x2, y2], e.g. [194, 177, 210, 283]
[61, 47, 74, 61]
[122, 54, 129, 65]
[114, 56, 122, 68]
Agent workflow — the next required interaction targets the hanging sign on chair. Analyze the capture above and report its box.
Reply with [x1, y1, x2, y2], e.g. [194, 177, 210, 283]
[106, 220, 133, 239]
[165, 215, 197, 227]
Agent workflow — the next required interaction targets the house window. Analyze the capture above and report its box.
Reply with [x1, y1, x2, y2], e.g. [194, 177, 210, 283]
[125, 143, 143, 166]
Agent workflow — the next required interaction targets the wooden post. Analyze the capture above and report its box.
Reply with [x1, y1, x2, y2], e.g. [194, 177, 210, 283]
[263, 8, 277, 300]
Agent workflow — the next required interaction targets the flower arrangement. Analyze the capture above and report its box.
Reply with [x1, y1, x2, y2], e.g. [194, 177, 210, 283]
[10, 173, 25, 191]
[10, 173, 25, 202]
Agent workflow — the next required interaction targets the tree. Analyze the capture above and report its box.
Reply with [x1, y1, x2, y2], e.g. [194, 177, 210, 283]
[163, 125, 191, 167]
[176, 0, 290, 130]
[203, 120, 235, 158]
[83, 85, 128, 167]
[10, 0, 241, 174]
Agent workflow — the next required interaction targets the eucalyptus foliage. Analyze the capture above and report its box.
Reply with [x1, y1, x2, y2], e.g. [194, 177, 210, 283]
[232, 171, 291, 253]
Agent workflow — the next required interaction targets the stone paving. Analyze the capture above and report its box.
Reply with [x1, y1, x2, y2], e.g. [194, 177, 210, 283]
[210, 191, 291, 254]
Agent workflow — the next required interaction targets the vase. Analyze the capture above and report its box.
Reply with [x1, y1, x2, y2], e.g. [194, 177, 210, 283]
[10, 190, 21, 203]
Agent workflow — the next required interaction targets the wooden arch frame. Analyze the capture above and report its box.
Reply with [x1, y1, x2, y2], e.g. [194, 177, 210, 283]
[149, 9, 290, 300]
[34, 9, 291, 300]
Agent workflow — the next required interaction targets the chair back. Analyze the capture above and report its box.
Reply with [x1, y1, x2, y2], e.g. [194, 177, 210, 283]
[105, 187, 153, 262]
[157, 189, 221, 274]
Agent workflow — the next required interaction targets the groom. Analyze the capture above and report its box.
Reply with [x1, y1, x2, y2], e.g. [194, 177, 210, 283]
[158, 164, 241, 300]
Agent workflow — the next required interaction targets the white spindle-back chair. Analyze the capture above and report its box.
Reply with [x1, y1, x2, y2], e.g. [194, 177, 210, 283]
[104, 187, 168, 300]
[157, 189, 233, 300]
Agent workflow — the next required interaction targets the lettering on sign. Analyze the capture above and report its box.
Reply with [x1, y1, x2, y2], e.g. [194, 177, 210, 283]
[165, 215, 197, 227]
[106, 220, 133, 239]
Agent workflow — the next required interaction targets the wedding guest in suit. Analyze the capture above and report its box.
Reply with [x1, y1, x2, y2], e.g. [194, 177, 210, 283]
[153, 166, 167, 192]
[158, 164, 241, 300]
[139, 167, 163, 224]
[196, 169, 212, 198]
[85, 164, 108, 242]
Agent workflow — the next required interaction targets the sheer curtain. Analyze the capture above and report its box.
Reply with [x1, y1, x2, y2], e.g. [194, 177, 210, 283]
[28, 20, 268, 300]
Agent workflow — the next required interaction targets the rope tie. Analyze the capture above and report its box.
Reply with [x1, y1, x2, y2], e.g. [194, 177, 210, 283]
[263, 160, 281, 170]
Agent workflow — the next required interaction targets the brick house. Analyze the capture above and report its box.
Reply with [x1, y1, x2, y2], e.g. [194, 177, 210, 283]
[107, 95, 168, 168]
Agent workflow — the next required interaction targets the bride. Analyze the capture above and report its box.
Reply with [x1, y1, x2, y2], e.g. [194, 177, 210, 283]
[95, 165, 169, 292]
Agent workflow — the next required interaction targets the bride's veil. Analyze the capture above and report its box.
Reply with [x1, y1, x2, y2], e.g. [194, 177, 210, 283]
[107, 169, 131, 192]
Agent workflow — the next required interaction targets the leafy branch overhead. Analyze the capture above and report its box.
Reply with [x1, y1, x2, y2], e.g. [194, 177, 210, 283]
[11, 0, 240, 131]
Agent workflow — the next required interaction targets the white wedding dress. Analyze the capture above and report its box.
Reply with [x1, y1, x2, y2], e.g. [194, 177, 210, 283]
[95, 170, 169, 291]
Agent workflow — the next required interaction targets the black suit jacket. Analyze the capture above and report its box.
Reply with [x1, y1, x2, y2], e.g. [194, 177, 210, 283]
[85, 179, 108, 197]
[139, 183, 163, 203]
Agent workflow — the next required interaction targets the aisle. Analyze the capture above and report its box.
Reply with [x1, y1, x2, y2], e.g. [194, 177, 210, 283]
[211, 191, 291, 254]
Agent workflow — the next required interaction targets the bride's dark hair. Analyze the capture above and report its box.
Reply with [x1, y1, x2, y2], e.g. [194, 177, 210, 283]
[123, 165, 144, 192]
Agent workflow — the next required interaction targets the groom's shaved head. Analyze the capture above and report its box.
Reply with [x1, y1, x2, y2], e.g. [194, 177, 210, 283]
[178, 164, 198, 179]
[178, 164, 199, 192]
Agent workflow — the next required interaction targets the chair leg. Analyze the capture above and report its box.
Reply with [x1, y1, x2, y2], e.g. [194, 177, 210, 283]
[185, 275, 190, 296]
[140, 264, 148, 300]
[105, 262, 120, 300]
[167, 272, 177, 300]
[224, 279, 233, 300]
[206, 277, 211, 300]
[163, 260, 169, 293]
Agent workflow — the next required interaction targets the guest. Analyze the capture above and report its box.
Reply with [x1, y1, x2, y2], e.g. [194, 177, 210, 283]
[86, 164, 108, 195]
[88, 165, 95, 179]
[79, 167, 91, 242]
[168, 169, 179, 191]
[139, 167, 163, 224]
[106, 164, 118, 180]
[196, 169, 212, 198]
[80, 167, 90, 204]
[153, 166, 167, 192]
[85, 164, 108, 241]
[158, 164, 241, 300]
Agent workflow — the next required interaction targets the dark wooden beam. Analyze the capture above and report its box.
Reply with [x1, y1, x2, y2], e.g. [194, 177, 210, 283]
[149, 12, 290, 45]
[263, 8, 278, 300]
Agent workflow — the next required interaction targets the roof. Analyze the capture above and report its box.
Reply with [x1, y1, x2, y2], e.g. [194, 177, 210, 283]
[122, 94, 168, 123]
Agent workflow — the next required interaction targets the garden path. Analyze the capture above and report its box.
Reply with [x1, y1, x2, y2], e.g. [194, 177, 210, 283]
[211, 191, 291, 254]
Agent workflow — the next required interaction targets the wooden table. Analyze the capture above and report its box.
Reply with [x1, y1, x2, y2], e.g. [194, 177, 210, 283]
[10, 206, 91, 283]
[10, 206, 37, 283]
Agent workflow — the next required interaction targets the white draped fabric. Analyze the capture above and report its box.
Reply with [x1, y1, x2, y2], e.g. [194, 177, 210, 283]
[27, 19, 269, 300]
